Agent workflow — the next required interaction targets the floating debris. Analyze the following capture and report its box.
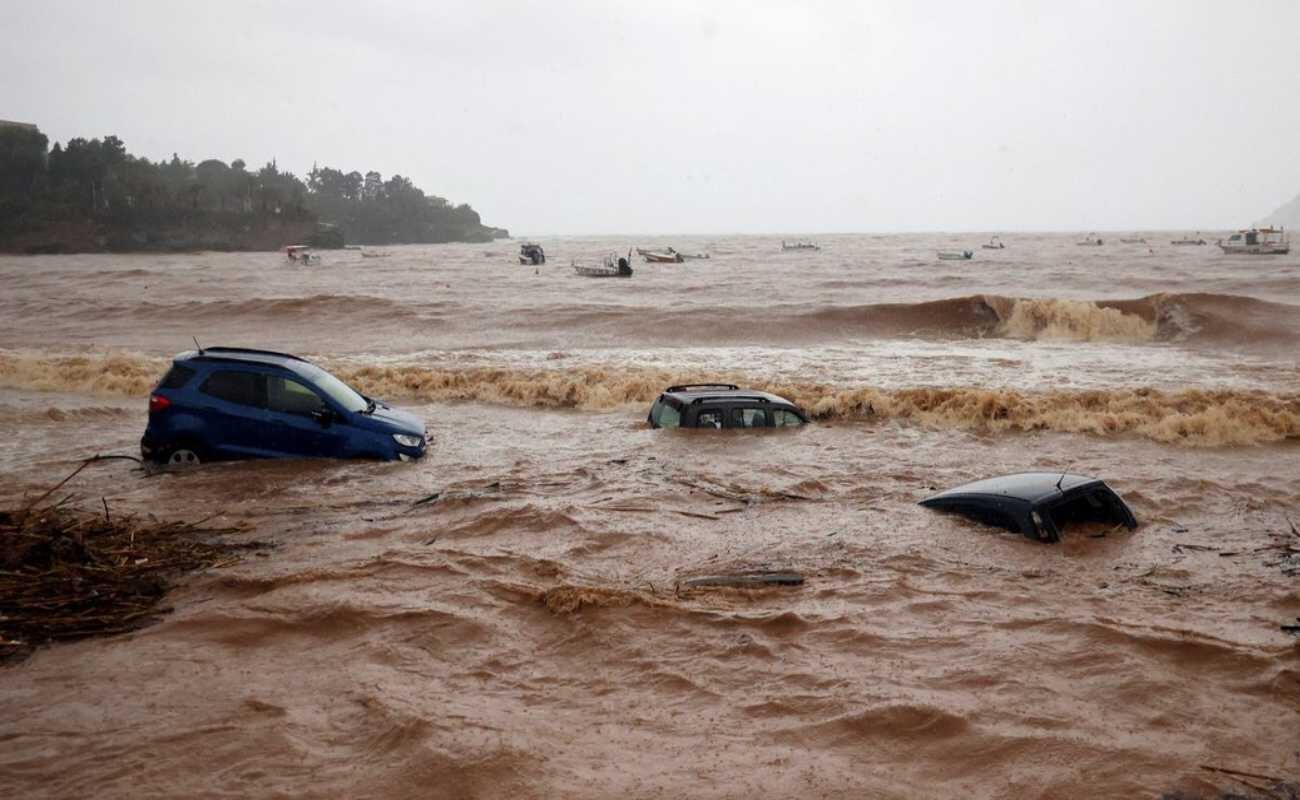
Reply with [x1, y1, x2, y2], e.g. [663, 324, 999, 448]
[1, 458, 258, 664]
[682, 572, 804, 588]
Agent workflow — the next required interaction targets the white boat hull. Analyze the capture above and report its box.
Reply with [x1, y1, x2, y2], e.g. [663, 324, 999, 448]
[573, 266, 632, 277]
[1218, 243, 1290, 255]
[1217, 227, 1289, 255]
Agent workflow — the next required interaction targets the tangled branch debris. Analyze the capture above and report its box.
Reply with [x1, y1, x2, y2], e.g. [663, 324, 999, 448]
[1, 458, 255, 664]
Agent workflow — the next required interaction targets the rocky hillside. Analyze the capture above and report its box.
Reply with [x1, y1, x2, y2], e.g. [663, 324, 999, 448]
[1259, 192, 1300, 228]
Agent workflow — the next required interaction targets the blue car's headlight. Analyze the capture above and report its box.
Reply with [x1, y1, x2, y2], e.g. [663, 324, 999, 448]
[392, 434, 423, 448]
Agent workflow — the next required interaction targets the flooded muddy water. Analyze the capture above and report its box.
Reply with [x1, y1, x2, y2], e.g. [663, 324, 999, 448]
[1, 235, 1297, 797]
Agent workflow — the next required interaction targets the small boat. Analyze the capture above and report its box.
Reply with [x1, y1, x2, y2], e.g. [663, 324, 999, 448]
[937, 250, 974, 261]
[782, 240, 820, 251]
[360, 249, 391, 259]
[1119, 237, 1147, 244]
[981, 236, 1005, 250]
[1171, 234, 1207, 246]
[284, 245, 320, 263]
[642, 247, 684, 263]
[573, 253, 633, 277]
[1217, 227, 1290, 255]
[519, 243, 546, 265]
[1076, 233, 1104, 246]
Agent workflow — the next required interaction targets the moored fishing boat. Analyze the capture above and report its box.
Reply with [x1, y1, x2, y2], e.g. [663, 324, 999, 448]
[1171, 234, 1207, 245]
[573, 253, 634, 277]
[781, 240, 820, 251]
[1076, 233, 1104, 246]
[981, 236, 1005, 250]
[937, 250, 973, 260]
[519, 243, 546, 265]
[284, 245, 320, 263]
[642, 248, 684, 263]
[1217, 227, 1289, 255]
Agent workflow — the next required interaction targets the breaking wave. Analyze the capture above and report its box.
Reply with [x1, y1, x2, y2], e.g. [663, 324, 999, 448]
[3, 352, 1297, 447]
[804, 292, 1300, 345]
[336, 365, 1300, 446]
[0, 351, 169, 396]
[5, 291, 1295, 349]
[985, 297, 1156, 342]
[521, 293, 1299, 346]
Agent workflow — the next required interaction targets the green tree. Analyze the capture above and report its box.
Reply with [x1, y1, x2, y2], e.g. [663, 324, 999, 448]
[0, 125, 49, 220]
[195, 159, 231, 210]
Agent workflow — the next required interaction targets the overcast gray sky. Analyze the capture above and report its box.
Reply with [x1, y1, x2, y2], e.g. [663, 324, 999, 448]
[4, 1, 1298, 234]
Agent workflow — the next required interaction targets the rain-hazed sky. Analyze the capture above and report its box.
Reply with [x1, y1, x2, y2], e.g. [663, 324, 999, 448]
[4, 1, 1298, 234]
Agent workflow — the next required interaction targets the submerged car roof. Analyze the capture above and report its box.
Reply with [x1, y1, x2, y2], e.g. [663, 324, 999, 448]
[922, 472, 1104, 506]
[176, 347, 321, 377]
[919, 471, 1136, 543]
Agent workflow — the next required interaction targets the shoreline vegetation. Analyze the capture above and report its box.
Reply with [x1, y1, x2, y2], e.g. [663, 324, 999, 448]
[0, 124, 507, 254]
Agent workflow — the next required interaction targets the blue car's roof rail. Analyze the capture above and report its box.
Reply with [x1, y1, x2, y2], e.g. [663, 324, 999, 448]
[191, 347, 311, 363]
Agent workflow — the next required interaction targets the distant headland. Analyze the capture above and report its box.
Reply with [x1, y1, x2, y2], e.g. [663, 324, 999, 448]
[1260, 191, 1300, 230]
[0, 121, 508, 254]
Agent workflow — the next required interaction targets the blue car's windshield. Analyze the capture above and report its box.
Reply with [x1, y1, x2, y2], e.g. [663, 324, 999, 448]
[307, 368, 368, 413]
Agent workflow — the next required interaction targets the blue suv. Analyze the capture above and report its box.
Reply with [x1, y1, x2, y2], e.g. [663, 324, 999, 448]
[141, 347, 428, 465]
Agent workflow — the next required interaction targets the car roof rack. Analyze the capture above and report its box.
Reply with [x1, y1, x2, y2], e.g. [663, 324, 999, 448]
[193, 347, 310, 363]
[667, 383, 739, 392]
[693, 395, 770, 404]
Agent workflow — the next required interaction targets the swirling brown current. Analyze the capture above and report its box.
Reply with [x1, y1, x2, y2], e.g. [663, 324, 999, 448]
[1, 238, 1298, 798]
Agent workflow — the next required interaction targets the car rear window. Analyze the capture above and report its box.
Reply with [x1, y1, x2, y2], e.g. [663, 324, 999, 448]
[200, 370, 265, 408]
[158, 364, 196, 389]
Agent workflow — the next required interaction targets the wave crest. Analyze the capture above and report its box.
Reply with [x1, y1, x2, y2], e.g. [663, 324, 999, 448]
[799, 292, 1298, 346]
[0, 352, 168, 397]
[4, 353, 1296, 446]
[988, 297, 1156, 342]
[324, 367, 1300, 447]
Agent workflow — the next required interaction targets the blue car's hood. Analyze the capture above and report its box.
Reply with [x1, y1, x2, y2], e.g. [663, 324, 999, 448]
[350, 403, 424, 436]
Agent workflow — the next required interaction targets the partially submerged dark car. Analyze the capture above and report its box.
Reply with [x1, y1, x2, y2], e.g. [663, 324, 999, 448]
[919, 472, 1137, 543]
[647, 384, 809, 429]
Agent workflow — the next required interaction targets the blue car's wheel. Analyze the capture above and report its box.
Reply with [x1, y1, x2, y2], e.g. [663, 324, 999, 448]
[161, 442, 205, 467]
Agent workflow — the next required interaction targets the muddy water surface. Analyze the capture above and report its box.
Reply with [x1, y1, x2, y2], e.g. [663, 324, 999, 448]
[1, 235, 1298, 798]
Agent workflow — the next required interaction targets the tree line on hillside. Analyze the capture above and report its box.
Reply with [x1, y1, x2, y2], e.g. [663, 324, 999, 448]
[305, 165, 492, 245]
[0, 124, 504, 251]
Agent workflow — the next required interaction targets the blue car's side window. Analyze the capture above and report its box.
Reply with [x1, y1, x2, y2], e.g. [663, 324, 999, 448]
[201, 371, 265, 408]
[267, 377, 327, 416]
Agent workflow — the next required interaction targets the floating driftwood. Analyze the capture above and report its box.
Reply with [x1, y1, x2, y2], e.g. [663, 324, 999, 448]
[1, 457, 256, 663]
[682, 572, 804, 588]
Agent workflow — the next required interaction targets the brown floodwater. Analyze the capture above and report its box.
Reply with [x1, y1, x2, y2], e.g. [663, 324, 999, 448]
[1, 235, 1297, 798]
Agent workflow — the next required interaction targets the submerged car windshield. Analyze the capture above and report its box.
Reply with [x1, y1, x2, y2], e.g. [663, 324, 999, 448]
[650, 398, 681, 428]
[305, 367, 368, 413]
